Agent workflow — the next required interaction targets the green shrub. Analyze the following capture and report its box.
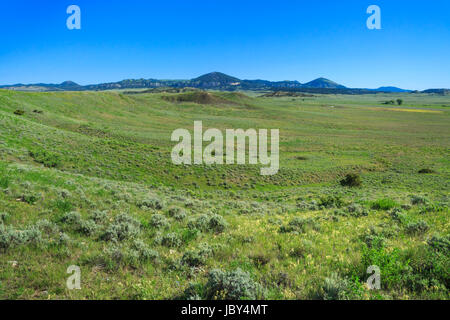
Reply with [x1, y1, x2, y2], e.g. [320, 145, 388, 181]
[208, 214, 228, 233]
[296, 200, 319, 211]
[405, 220, 429, 235]
[427, 235, 450, 253]
[0, 224, 43, 249]
[138, 196, 165, 210]
[60, 211, 82, 225]
[0, 176, 9, 189]
[149, 214, 169, 229]
[360, 244, 408, 289]
[181, 244, 213, 267]
[419, 203, 446, 214]
[77, 219, 99, 236]
[371, 198, 398, 210]
[204, 268, 264, 300]
[346, 203, 369, 217]
[89, 210, 108, 224]
[29, 150, 61, 168]
[0, 212, 9, 223]
[182, 228, 199, 243]
[131, 239, 159, 262]
[168, 206, 186, 221]
[388, 208, 406, 222]
[280, 217, 319, 234]
[157, 233, 182, 248]
[102, 213, 141, 242]
[35, 219, 59, 234]
[340, 173, 362, 187]
[404, 245, 449, 294]
[317, 273, 350, 300]
[410, 195, 429, 205]
[53, 199, 73, 213]
[21, 193, 40, 205]
[319, 195, 344, 209]
[362, 234, 386, 249]
[188, 213, 228, 233]
[418, 168, 435, 174]
[14, 109, 25, 116]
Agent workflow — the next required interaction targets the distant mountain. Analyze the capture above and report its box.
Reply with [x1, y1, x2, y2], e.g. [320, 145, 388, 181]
[59, 81, 83, 90]
[190, 72, 241, 89]
[0, 81, 82, 92]
[302, 78, 346, 89]
[373, 86, 411, 93]
[193, 72, 240, 83]
[421, 89, 450, 95]
[0, 72, 445, 94]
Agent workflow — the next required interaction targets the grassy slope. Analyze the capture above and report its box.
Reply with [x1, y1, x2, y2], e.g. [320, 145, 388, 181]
[0, 90, 448, 299]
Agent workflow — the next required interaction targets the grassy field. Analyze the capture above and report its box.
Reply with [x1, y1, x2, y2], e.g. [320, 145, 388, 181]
[0, 89, 448, 300]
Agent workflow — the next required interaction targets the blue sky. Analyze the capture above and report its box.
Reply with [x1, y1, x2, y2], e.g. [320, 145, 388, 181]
[0, 0, 449, 90]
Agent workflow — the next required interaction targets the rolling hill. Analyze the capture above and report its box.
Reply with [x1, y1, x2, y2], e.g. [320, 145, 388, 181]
[1, 72, 447, 94]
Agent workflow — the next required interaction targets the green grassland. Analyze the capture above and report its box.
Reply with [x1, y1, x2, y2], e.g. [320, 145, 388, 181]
[0, 89, 448, 300]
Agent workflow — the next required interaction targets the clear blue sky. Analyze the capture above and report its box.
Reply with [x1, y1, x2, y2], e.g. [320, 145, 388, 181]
[0, 0, 449, 90]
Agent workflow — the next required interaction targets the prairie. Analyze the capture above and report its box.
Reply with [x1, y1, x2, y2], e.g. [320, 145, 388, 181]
[0, 89, 448, 299]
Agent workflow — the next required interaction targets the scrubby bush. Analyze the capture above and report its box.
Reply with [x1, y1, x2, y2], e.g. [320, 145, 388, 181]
[346, 203, 369, 217]
[181, 228, 200, 244]
[410, 195, 429, 205]
[280, 217, 319, 234]
[188, 213, 228, 233]
[131, 239, 159, 262]
[362, 233, 386, 249]
[403, 245, 449, 295]
[58, 232, 71, 245]
[204, 269, 264, 300]
[168, 206, 187, 221]
[388, 208, 407, 222]
[35, 219, 59, 234]
[138, 196, 165, 210]
[319, 195, 344, 209]
[419, 202, 446, 215]
[60, 211, 83, 225]
[53, 199, 73, 213]
[77, 219, 99, 236]
[149, 214, 169, 229]
[102, 213, 141, 242]
[296, 200, 319, 211]
[427, 235, 450, 253]
[405, 220, 429, 235]
[21, 193, 40, 205]
[89, 210, 108, 224]
[103, 240, 158, 268]
[29, 150, 61, 168]
[208, 214, 228, 233]
[418, 168, 435, 174]
[340, 173, 362, 187]
[371, 198, 398, 210]
[0, 212, 9, 223]
[360, 243, 408, 289]
[317, 273, 350, 300]
[157, 233, 182, 248]
[0, 224, 43, 249]
[0, 177, 9, 189]
[181, 244, 213, 267]
[14, 109, 25, 116]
